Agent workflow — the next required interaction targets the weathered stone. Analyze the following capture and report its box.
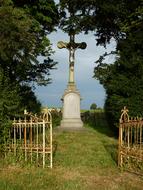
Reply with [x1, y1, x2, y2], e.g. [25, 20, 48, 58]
[60, 85, 83, 128]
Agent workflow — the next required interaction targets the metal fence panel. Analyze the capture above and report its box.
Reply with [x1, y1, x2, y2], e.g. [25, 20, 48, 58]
[5, 110, 53, 168]
[118, 107, 143, 170]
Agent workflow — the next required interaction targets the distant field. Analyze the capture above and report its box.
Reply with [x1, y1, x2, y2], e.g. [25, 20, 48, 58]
[81, 109, 104, 113]
[0, 124, 143, 190]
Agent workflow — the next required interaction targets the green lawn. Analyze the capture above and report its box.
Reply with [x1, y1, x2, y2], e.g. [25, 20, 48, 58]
[0, 124, 143, 190]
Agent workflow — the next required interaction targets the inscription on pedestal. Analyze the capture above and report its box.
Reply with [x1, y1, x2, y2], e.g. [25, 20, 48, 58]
[63, 93, 80, 119]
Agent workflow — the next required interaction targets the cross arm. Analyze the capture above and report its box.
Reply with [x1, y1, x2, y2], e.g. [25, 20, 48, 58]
[57, 41, 87, 50]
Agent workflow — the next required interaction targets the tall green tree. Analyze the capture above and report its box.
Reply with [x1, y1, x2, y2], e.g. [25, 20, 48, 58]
[0, 0, 59, 107]
[95, 27, 143, 128]
[94, 0, 143, 128]
[0, 0, 59, 142]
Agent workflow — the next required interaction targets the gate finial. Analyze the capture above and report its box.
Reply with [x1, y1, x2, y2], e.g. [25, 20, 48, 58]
[120, 106, 129, 122]
[24, 109, 28, 115]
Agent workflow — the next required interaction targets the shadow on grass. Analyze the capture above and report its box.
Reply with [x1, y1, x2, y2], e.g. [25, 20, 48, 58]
[53, 141, 58, 159]
[82, 111, 119, 165]
[104, 144, 118, 164]
[82, 111, 118, 138]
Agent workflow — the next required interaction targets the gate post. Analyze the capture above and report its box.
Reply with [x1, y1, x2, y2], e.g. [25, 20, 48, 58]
[50, 116, 53, 168]
[118, 107, 129, 167]
[43, 120, 46, 168]
[118, 121, 123, 166]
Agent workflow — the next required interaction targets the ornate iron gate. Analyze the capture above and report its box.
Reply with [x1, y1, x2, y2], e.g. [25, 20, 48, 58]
[6, 110, 52, 168]
[118, 107, 143, 169]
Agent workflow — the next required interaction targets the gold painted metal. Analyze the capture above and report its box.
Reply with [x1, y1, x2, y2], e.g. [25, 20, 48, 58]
[5, 110, 53, 168]
[118, 107, 143, 169]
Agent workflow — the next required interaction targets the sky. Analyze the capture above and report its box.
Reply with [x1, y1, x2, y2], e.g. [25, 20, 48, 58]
[35, 30, 116, 110]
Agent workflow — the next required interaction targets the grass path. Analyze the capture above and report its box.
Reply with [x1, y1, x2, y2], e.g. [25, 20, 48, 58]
[0, 125, 143, 190]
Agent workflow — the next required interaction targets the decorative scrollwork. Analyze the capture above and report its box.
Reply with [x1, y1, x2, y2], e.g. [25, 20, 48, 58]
[120, 106, 129, 123]
[24, 109, 51, 122]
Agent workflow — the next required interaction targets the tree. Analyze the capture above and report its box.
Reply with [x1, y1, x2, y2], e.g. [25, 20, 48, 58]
[59, 0, 124, 44]
[94, 1, 143, 128]
[0, 0, 59, 143]
[90, 103, 97, 110]
[95, 27, 143, 128]
[59, 0, 142, 45]
[18, 85, 41, 114]
[0, 0, 59, 85]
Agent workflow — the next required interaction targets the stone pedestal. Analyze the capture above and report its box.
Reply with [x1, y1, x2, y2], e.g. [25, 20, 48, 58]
[60, 83, 83, 128]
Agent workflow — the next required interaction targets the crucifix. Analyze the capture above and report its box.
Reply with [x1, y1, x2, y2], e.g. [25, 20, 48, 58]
[57, 33, 87, 85]
[57, 33, 87, 129]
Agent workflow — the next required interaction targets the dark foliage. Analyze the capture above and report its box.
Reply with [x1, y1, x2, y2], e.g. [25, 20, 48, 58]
[90, 103, 97, 110]
[0, 0, 59, 143]
[51, 110, 62, 128]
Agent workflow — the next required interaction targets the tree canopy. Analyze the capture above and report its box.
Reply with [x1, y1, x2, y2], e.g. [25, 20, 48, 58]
[0, 0, 59, 85]
[90, 103, 97, 110]
[0, 0, 59, 141]
[93, 0, 143, 128]
[59, 0, 142, 44]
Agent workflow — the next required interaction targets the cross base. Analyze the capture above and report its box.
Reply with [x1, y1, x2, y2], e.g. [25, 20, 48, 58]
[60, 83, 83, 129]
[60, 118, 83, 128]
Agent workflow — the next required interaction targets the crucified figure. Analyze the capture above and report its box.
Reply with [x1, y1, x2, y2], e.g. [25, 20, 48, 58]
[57, 34, 87, 84]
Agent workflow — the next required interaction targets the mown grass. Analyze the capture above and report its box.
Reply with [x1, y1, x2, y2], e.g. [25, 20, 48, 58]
[0, 121, 143, 190]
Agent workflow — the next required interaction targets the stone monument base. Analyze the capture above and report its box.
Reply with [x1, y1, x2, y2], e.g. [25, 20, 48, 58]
[60, 118, 83, 128]
[60, 83, 83, 128]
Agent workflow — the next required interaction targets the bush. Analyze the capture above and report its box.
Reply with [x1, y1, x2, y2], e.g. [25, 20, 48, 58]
[51, 110, 62, 128]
